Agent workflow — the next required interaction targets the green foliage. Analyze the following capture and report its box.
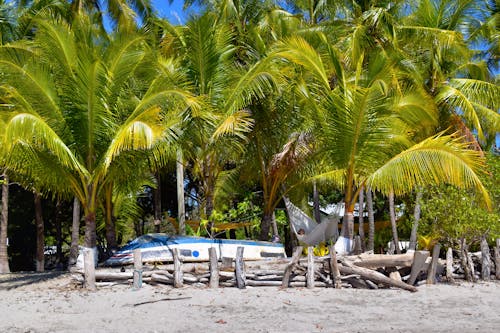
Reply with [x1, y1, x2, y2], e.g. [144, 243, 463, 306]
[419, 179, 500, 248]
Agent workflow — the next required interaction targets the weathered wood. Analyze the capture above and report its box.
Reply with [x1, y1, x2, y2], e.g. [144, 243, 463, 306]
[246, 280, 282, 287]
[495, 239, 500, 280]
[83, 248, 96, 291]
[221, 257, 233, 270]
[133, 249, 143, 289]
[151, 273, 172, 284]
[389, 269, 402, 282]
[467, 252, 476, 282]
[307, 247, 315, 289]
[209, 247, 219, 288]
[446, 248, 455, 283]
[173, 248, 183, 288]
[459, 238, 473, 282]
[282, 246, 303, 288]
[480, 236, 491, 281]
[426, 244, 441, 285]
[408, 251, 429, 285]
[235, 246, 246, 289]
[338, 263, 417, 292]
[345, 252, 415, 269]
[329, 245, 342, 289]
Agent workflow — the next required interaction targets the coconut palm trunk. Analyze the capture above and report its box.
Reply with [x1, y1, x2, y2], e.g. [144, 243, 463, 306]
[0, 174, 10, 273]
[366, 187, 375, 252]
[409, 188, 423, 250]
[153, 173, 161, 233]
[389, 191, 401, 254]
[34, 192, 44, 272]
[313, 181, 321, 223]
[358, 186, 365, 251]
[104, 184, 118, 252]
[68, 197, 80, 266]
[176, 150, 185, 235]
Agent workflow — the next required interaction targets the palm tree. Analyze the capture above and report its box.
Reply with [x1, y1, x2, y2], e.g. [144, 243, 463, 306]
[271, 36, 491, 242]
[0, 14, 194, 251]
[158, 12, 279, 234]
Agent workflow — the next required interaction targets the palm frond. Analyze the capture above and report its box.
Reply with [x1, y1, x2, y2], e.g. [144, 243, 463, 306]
[367, 133, 490, 208]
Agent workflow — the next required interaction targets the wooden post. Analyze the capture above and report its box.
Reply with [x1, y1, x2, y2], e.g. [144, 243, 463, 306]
[173, 248, 183, 288]
[209, 247, 219, 288]
[426, 244, 441, 285]
[329, 245, 342, 289]
[133, 249, 143, 289]
[83, 248, 96, 291]
[408, 250, 429, 285]
[495, 239, 500, 280]
[446, 248, 455, 283]
[235, 246, 246, 289]
[459, 238, 473, 282]
[480, 236, 490, 281]
[307, 246, 315, 289]
[282, 246, 303, 288]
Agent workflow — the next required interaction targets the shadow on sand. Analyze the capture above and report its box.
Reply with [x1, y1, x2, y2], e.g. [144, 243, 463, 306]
[0, 271, 67, 290]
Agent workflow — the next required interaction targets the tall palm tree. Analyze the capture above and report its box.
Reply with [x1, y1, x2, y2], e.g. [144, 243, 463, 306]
[0, 14, 194, 251]
[271, 36, 491, 241]
[158, 12, 279, 233]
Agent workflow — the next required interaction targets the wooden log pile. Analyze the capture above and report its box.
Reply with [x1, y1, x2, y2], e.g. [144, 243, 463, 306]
[78, 239, 500, 291]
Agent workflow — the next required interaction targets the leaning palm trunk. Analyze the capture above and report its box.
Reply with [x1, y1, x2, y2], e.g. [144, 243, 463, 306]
[34, 192, 44, 272]
[409, 188, 423, 250]
[366, 187, 375, 252]
[0, 174, 10, 273]
[389, 191, 401, 254]
[68, 197, 80, 266]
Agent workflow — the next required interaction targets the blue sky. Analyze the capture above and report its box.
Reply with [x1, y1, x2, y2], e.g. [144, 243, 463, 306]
[151, 0, 192, 24]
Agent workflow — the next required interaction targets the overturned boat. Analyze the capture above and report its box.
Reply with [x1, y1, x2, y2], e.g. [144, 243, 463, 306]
[104, 233, 286, 266]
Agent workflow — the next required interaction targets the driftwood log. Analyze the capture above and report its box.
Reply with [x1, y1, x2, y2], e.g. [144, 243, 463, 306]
[338, 263, 417, 292]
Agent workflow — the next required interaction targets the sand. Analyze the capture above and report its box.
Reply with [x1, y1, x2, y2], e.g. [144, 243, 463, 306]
[0, 273, 499, 333]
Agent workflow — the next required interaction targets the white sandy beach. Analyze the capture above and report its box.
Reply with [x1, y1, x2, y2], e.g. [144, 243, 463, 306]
[0, 273, 499, 333]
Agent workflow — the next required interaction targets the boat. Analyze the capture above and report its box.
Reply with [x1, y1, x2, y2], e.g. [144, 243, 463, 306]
[104, 233, 286, 266]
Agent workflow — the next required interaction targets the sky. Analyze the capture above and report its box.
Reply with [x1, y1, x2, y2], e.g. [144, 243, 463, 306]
[151, 0, 192, 24]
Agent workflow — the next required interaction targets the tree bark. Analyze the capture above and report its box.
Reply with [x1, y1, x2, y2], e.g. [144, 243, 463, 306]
[389, 191, 401, 254]
[358, 186, 365, 250]
[0, 174, 10, 273]
[366, 187, 375, 252]
[342, 211, 354, 240]
[313, 181, 321, 224]
[409, 188, 422, 251]
[104, 191, 118, 252]
[176, 150, 185, 235]
[259, 212, 273, 241]
[34, 192, 44, 272]
[68, 197, 81, 266]
[153, 173, 162, 233]
[84, 211, 97, 249]
[55, 200, 63, 266]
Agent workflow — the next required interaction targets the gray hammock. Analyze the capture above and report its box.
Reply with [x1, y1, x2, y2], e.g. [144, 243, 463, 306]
[283, 197, 341, 246]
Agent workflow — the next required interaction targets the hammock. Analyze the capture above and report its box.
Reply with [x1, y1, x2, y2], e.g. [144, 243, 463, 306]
[283, 197, 341, 246]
